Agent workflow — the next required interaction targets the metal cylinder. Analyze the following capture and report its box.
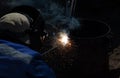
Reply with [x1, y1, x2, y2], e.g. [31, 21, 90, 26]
[69, 19, 111, 78]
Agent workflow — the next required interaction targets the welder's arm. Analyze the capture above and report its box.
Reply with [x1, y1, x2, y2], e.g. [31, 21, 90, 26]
[30, 55, 56, 78]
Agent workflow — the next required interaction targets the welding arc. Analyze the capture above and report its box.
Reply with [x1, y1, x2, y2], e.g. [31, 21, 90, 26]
[42, 46, 57, 56]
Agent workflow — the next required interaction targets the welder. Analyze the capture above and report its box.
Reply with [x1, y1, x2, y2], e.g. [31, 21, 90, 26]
[0, 5, 56, 78]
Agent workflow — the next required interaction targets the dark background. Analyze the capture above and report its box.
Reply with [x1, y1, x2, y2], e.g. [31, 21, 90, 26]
[54, 0, 120, 35]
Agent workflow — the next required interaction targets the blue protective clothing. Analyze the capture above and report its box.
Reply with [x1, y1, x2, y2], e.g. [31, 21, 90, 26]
[0, 39, 55, 78]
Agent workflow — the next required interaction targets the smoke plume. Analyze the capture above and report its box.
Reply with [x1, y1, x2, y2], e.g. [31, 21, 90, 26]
[4, 0, 80, 32]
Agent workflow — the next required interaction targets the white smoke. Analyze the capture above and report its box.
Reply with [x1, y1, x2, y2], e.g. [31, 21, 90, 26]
[39, 1, 80, 31]
[5, 0, 80, 31]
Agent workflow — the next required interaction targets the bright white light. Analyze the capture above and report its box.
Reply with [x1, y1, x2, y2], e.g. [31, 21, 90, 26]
[59, 32, 69, 46]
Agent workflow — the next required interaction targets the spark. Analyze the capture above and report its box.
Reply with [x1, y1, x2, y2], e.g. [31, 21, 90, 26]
[58, 32, 69, 46]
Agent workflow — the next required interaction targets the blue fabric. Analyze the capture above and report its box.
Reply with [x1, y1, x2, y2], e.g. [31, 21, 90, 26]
[0, 39, 56, 78]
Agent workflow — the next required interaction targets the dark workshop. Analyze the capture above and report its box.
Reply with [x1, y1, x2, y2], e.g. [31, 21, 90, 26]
[0, 0, 120, 78]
